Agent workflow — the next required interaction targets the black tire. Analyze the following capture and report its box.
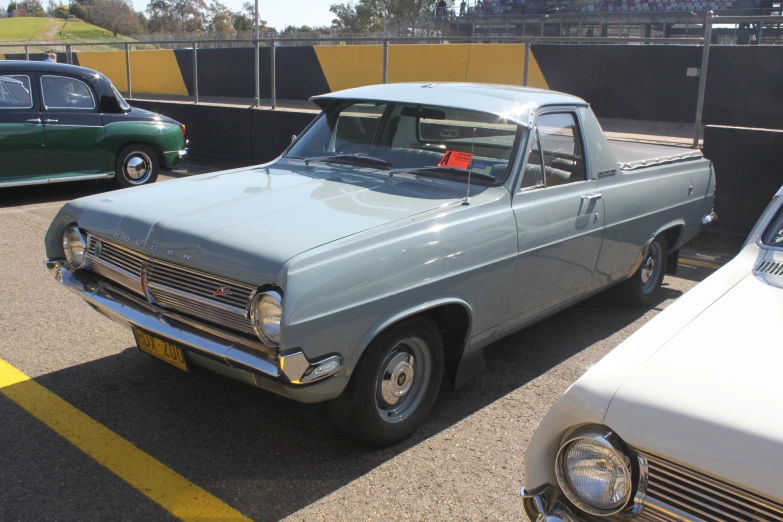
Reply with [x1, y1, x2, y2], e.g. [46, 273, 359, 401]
[327, 316, 444, 447]
[622, 235, 668, 308]
[114, 144, 159, 189]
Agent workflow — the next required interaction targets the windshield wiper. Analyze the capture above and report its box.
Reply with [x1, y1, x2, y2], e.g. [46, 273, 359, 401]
[388, 166, 496, 183]
[304, 154, 391, 170]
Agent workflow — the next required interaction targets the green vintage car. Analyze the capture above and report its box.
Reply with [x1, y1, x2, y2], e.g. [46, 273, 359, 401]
[0, 61, 187, 189]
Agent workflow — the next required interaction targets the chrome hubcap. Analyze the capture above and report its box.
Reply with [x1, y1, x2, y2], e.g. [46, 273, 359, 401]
[641, 242, 662, 294]
[123, 152, 152, 184]
[379, 352, 415, 405]
[375, 337, 430, 423]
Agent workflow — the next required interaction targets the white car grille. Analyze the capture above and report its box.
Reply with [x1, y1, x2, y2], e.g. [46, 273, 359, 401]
[86, 234, 257, 337]
[637, 452, 783, 522]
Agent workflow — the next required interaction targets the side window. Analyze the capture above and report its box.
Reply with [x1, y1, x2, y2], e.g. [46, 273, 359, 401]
[0, 74, 33, 109]
[41, 75, 96, 110]
[520, 112, 585, 190]
[333, 102, 386, 149]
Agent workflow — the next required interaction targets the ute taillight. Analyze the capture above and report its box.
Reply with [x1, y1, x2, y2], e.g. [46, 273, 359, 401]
[181, 124, 186, 139]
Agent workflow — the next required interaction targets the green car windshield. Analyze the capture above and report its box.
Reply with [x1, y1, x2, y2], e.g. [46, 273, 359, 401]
[286, 101, 525, 185]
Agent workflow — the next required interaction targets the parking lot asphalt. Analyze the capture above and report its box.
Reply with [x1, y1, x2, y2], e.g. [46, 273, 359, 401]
[0, 171, 721, 521]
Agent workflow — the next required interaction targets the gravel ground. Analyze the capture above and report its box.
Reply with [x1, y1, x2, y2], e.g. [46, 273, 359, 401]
[0, 173, 714, 521]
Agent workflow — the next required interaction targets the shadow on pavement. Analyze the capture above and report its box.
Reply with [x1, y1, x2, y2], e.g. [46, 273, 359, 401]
[13, 284, 684, 522]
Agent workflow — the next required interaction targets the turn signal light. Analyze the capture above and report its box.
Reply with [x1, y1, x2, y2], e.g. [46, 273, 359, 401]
[181, 124, 186, 139]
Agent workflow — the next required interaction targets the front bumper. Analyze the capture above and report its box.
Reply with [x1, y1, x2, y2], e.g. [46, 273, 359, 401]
[521, 485, 584, 522]
[46, 261, 343, 402]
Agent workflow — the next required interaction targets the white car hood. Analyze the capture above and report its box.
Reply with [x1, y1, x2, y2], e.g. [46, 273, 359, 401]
[605, 268, 783, 501]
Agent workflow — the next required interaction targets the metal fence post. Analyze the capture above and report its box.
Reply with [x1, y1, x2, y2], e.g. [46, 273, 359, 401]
[523, 42, 530, 86]
[383, 39, 389, 84]
[270, 38, 276, 109]
[24, 45, 29, 61]
[125, 43, 132, 98]
[693, 12, 713, 147]
[193, 42, 199, 104]
[254, 39, 260, 107]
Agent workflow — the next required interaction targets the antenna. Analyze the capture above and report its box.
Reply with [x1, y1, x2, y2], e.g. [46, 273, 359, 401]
[462, 127, 477, 206]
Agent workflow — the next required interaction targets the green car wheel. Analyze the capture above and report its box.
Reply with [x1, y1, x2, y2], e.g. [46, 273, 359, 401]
[115, 144, 159, 188]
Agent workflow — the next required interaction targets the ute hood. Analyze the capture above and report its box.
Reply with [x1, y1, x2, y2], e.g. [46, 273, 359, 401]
[55, 163, 466, 285]
[605, 269, 783, 501]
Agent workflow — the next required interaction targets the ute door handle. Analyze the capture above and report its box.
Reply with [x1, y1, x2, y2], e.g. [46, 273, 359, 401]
[581, 193, 603, 201]
[26, 118, 42, 124]
[43, 118, 58, 124]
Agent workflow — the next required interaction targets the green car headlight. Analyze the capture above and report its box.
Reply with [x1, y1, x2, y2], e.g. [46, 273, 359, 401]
[62, 227, 89, 270]
[250, 290, 282, 346]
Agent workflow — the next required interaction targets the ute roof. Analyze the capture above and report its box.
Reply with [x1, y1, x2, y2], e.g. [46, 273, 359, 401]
[311, 82, 588, 127]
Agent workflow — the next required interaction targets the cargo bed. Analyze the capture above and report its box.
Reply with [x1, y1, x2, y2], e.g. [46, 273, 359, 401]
[608, 140, 703, 170]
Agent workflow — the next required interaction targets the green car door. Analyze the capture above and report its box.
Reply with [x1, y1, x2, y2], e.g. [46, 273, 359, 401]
[0, 73, 46, 186]
[39, 73, 106, 181]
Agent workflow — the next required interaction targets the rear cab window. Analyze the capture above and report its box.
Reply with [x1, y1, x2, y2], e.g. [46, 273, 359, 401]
[0, 74, 33, 109]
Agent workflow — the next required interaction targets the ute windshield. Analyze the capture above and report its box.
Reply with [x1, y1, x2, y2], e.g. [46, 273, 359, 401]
[286, 100, 525, 185]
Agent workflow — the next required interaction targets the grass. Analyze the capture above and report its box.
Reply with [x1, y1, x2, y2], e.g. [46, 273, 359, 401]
[0, 17, 53, 39]
[0, 17, 137, 53]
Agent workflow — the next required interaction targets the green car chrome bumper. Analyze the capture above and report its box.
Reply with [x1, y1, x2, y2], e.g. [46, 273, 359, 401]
[45, 260, 344, 403]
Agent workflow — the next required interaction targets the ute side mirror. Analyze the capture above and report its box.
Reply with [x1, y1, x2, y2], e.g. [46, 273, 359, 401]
[291, 135, 297, 143]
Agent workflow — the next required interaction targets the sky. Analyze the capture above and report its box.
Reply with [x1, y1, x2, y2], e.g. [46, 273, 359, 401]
[129, 0, 337, 31]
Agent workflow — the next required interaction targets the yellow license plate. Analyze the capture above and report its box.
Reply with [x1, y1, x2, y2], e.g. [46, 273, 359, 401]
[133, 328, 189, 372]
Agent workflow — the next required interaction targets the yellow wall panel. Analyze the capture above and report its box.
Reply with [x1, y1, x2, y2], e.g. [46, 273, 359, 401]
[313, 45, 384, 93]
[316, 43, 549, 93]
[387, 44, 471, 83]
[465, 44, 549, 89]
[77, 50, 188, 96]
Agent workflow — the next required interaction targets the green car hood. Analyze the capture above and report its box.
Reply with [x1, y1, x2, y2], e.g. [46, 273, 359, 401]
[52, 162, 468, 285]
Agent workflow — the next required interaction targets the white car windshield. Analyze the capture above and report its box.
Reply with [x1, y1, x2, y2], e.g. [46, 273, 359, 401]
[286, 100, 525, 185]
[762, 198, 783, 248]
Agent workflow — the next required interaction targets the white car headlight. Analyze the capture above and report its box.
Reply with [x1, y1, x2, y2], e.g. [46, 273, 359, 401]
[250, 290, 282, 346]
[555, 426, 633, 516]
[62, 227, 89, 269]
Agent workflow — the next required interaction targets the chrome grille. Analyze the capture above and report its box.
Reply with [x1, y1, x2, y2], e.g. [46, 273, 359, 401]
[85, 234, 257, 338]
[637, 453, 783, 522]
[755, 260, 783, 275]
[87, 236, 144, 295]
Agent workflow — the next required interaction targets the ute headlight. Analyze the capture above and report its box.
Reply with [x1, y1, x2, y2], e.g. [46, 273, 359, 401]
[555, 426, 633, 516]
[62, 227, 89, 270]
[250, 290, 282, 346]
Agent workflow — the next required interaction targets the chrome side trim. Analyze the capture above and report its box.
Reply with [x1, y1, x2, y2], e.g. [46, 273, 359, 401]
[0, 178, 48, 188]
[620, 150, 703, 170]
[48, 173, 111, 184]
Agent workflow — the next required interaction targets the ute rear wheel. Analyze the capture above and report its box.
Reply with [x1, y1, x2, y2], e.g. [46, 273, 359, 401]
[115, 144, 159, 188]
[623, 236, 668, 307]
[327, 316, 444, 447]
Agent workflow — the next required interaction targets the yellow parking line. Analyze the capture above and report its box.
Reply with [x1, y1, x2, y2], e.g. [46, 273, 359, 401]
[679, 258, 723, 270]
[0, 358, 251, 522]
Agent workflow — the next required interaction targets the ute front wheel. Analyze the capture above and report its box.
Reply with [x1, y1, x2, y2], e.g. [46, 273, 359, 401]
[327, 316, 444, 447]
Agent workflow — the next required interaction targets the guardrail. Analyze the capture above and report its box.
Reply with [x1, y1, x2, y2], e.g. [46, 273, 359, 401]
[3, 14, 783, 147]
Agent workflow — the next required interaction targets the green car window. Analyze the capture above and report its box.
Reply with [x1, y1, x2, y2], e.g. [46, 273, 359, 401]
[41, 75, 96, 110]
[0, 74, 32, 109]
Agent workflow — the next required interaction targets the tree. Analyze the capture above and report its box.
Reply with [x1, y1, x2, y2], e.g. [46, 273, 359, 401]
[232, 1, 268, 34]
[330, 0, 437, 31]
[69, 1, 87, 19]
[206, 0, 235, 36]
[146, 0, 207, 35]
[91, 0, 141, 35]
[7, 0, 43, 13]
[54, 3, 68, 16]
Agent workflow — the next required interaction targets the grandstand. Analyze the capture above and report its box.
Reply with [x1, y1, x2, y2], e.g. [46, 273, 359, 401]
[443, 0, 782, 40]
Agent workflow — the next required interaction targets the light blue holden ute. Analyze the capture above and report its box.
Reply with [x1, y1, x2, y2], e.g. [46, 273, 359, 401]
[44, 83, 716, 446]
